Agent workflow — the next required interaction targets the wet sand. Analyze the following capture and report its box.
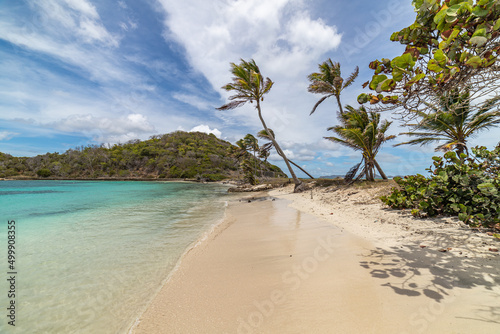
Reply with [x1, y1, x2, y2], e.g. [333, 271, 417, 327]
[131, 193, 500, 333]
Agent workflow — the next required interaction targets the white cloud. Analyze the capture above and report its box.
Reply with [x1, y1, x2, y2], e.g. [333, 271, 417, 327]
[50, 113, 155, 143]
[0, 0, 130, 85]
[157, 0, 342, 146]
[287, 15, 342, 54]
[119, 19, 138, 32]
[190, 125, 222, 138]
[78, 18, 117, 46]
[63, 0, 99, 19]
[296, 148, 316, 161]
[173, 93, 213, 110]
[31, 0, 118, 47]
[0, 131, 18, 141]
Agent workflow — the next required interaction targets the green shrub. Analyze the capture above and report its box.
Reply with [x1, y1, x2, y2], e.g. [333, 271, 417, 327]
[201, 173, 227, 182]
[37, 168, 52, 178]
[381, 147, 500, 228]
[168, 166, 182, 178]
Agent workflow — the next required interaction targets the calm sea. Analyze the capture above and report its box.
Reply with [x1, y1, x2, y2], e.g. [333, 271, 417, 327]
[0, 180, 230, 333]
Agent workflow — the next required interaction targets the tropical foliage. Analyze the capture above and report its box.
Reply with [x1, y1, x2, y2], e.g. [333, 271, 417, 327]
[0, 131, 285, 180]
[395, 88, 500, 155]
[218, 59, 305, 192]
[381, 146, 500, 228]
[358, 0, 500, 120]
[234, 133, 278, 185]
[307, 59, 359, 115]
[325, 106, 396, 181]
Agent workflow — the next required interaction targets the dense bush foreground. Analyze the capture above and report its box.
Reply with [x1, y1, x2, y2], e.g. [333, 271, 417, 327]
[382, 145, 500, 228]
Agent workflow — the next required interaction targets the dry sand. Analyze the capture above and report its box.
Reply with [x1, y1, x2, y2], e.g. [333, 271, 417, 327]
[131, 184, 500, 334]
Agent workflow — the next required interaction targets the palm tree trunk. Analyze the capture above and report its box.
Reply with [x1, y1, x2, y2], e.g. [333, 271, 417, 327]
[336, 95, 343, 115]
[256, 100, 304, 192]
[456, 143, 467, 157]
[366, 160, 375, 181]
[288, 159, 314, 179]
[253, 149, 257, 179]
[373, 159, 388, 180]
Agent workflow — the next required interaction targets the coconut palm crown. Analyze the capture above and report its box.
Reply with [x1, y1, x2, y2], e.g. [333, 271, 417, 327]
[326, 105, 395, 181]
[308, 59, 359, 116]
[395, 89, 500, 156]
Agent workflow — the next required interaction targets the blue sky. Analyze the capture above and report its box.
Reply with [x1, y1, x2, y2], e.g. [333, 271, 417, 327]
[1, 0, 498, 177]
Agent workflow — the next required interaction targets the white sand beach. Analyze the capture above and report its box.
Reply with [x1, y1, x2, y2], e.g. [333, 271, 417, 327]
[131, 184, 500, 333]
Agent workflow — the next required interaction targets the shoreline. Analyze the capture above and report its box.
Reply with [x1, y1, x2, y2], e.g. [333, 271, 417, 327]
[126, 196, 234, 334]
[0, 177, 221, 182]
[130, 186, 500, 333]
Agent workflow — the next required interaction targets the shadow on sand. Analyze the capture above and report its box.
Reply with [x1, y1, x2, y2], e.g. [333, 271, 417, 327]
[360, 230, 500, 325]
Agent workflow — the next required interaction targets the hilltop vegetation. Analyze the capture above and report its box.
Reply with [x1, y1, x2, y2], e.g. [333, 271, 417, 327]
[0, 131, 286, 181]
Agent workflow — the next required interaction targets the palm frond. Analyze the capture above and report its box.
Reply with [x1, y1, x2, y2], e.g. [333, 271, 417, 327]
[344, 160, 362, 184]
[307, 60, 358, 116]
[217, 100, 247, 110]
[257, 128, 275, 141]
[310, 95, 331, 115]
[394, 137, 446, 147]
[260, 142, 273, 153]
[324, 136, 362, 151]
[342, 66, 359, 89]
[464, 111, 500, 136]
[477, 95, 500, 114]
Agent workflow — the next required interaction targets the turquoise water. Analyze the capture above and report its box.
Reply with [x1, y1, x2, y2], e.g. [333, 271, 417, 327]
[0, 180, 230, 333]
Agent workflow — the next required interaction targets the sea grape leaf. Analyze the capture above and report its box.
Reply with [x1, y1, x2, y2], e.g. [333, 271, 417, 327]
[357, 93, 370, 104]
[392, 69, 404, 82]
[418, 47, 429, 55]
[446, 4, 462, 17]
[379, 78, 395, 92]
[478, 182, 497, 195]
[470, 36, 488, 47]
[459, 51, 470, 62]
[369, 75, 388, 90]
[472, 6, 489, 17]
[391, 53, 415, 70]
[407, 73, 426, 86]
[434, 49, 448, 66]
[494, 18, 500, 31]
[434, 6, 449, 25]
[472, 26, 487, 38]
[466, 56, 482, 68]
[428, 59, 444, 72]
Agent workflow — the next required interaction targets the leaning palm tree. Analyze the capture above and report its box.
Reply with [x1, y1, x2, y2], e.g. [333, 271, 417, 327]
[395, 89, 500, 156]
[217, 59, 305, 192]
[326, 106, 395, 182]
[307, 59, 359, 116]
[244, 134, 259, 176]
[234, 139, 249, 159]
[257, 129, 315, 179]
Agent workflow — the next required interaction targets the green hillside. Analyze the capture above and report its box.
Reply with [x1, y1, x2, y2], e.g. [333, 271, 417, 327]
[0, 131, 286, 181]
